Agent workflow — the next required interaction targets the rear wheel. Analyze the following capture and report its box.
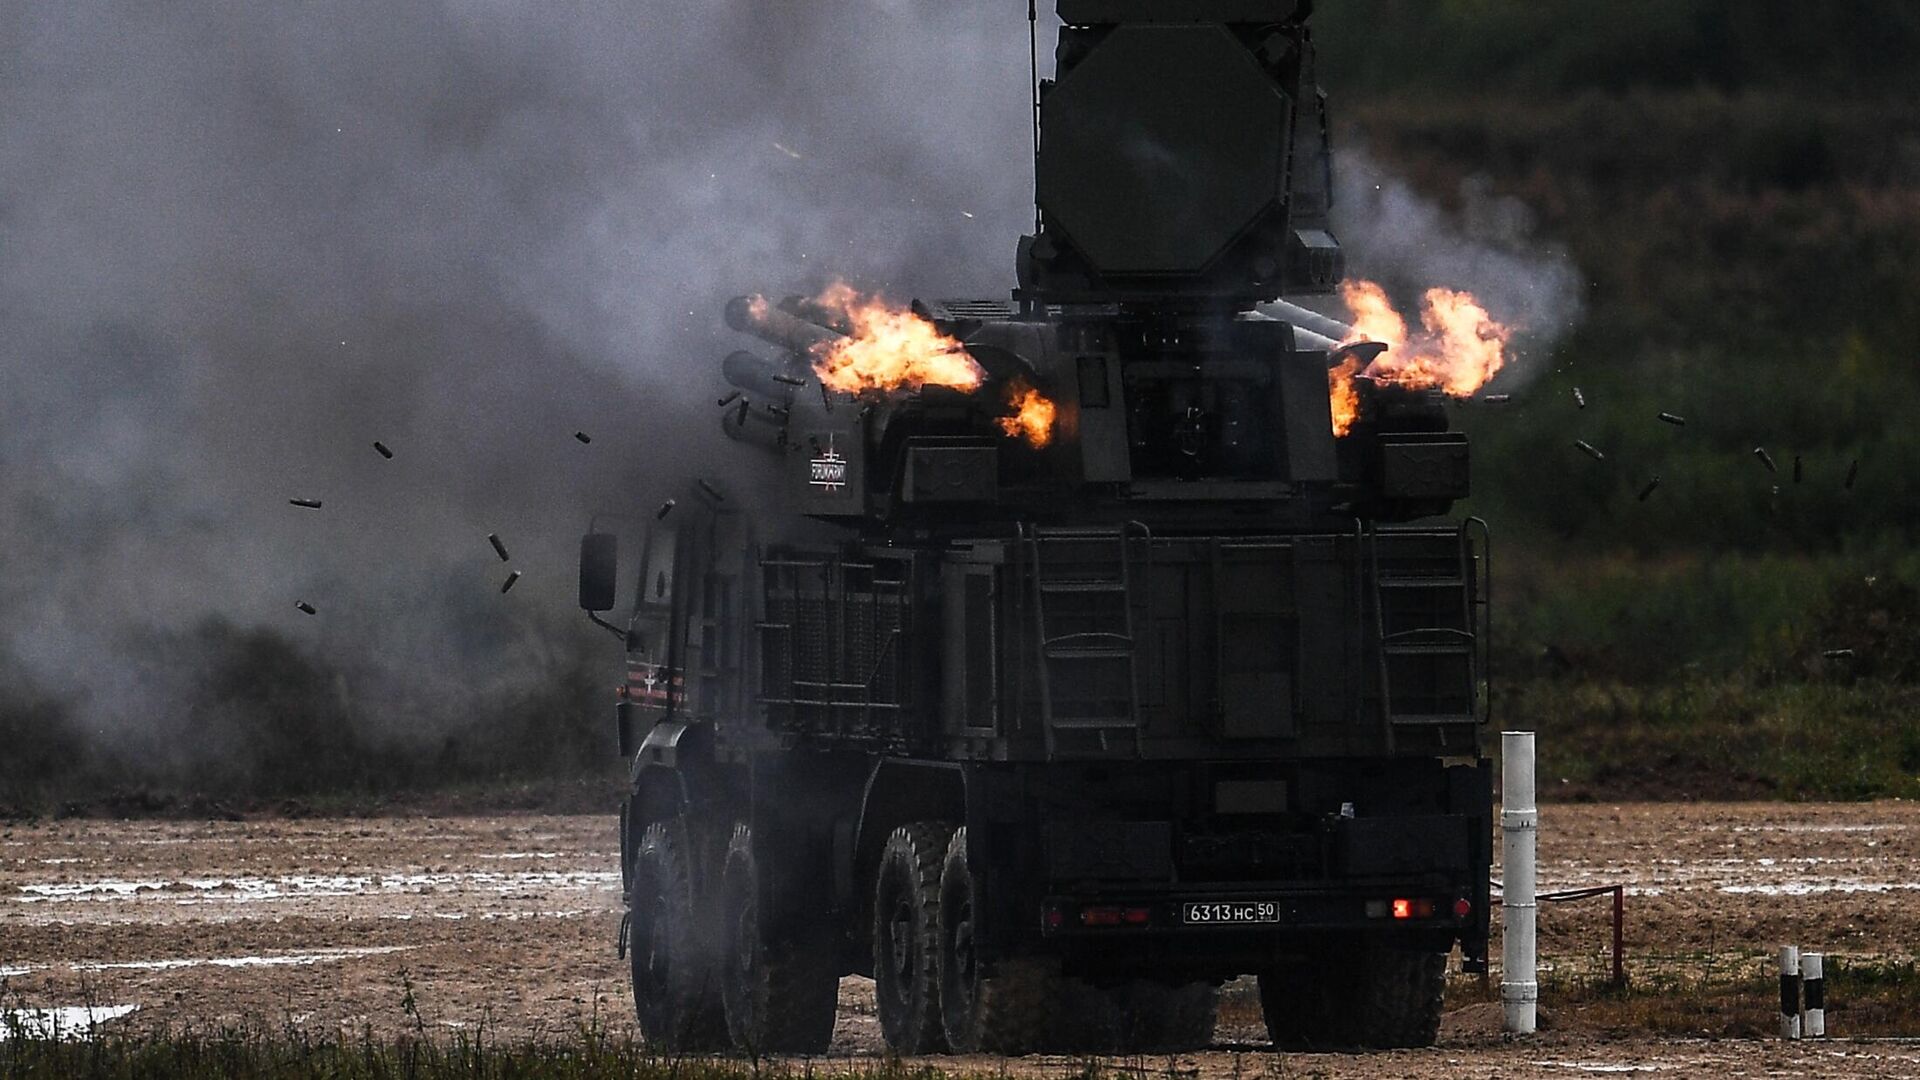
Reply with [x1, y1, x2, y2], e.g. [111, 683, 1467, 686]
[872, 822, 952, 1054]
[628, 819, 727, 1050]
[937, 827, 1055, 1053]
[1072, 979, 1218, 1054]
[1259, 943, 1446, 1049]
[719, 824, 840, 1054]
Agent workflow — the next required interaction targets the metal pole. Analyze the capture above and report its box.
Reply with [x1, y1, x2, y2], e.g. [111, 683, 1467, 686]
[1611, 885, 1625, 990]
[1801, 952, 1825, 1037]
[1501, 731, 1537, 1034]
[1779, 945, 1802, 1040]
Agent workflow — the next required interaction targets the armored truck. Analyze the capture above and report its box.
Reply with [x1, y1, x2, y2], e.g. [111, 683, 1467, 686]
[580, 0, 1493, 1053]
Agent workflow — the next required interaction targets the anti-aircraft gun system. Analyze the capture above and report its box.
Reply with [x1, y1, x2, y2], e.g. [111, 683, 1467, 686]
[581, 0, 1493, 1055]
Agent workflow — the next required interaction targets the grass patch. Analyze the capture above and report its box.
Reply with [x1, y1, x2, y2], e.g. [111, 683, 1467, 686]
[0, 1018, 978, 1080]
[1543, 954, 1920, 1038]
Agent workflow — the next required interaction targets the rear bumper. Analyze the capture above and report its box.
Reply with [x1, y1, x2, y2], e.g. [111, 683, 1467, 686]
[1032, 881, 1477, 979]
[1040, 884, 1475, 937]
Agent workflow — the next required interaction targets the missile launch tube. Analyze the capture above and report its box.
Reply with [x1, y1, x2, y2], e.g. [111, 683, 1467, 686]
[726, 295, 845, 356]
[1263, 298, 1355, 345]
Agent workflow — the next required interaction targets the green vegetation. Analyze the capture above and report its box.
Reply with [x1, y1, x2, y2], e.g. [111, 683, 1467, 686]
[1311, 3, 1920, 800]
[0, 1021, 966, 1080]
[1537, 953, 1920, 1037]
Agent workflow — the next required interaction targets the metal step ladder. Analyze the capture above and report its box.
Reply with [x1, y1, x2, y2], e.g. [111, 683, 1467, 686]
[1368, 529, 1480, 745]
[1027, 525, 1144, 757]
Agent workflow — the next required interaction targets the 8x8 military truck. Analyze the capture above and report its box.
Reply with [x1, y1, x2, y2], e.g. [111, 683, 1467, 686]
[579, 0, 1493, 1053]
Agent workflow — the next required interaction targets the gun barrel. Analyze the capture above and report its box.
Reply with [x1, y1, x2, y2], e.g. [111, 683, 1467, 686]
[726, 295, 845, 356]
[1242, 308, 1341, 353]
[1262, 298, 1354, 346]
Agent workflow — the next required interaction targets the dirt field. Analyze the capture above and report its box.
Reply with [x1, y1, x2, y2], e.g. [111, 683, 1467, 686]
[5, 802, 1920, 1077]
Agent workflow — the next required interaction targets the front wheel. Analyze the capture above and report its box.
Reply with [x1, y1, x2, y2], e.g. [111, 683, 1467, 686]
[628, 819, 727, 1050]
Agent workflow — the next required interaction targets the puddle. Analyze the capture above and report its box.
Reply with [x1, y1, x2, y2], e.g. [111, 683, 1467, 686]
[0, 1004, 138, 1039]
[1719, 881, 1920, 897]
[72, 946, 415, 972]
[12, 870, 620, 906]
[1532, 1064, 1665, 1074]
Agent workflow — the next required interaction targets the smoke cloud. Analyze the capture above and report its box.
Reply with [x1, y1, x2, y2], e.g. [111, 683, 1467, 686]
[0, 2, 1041, 784]
[1330, 147, 1586, 381]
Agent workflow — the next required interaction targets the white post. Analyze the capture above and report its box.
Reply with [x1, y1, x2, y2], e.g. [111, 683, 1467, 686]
[1779, 946, 1802, 1040]
[1801, 951, 1825, 1037]
[1501, 731, 1538, 1035]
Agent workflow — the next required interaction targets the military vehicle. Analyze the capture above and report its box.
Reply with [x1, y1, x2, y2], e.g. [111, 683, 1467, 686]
[579, 0, 1493, 1054]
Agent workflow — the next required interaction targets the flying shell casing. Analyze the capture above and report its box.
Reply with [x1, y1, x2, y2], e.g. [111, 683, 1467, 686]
[487, 533, 511, 562]
[1846, 459, 1860, 490]
[500, 571, 521, 594]
[1575, 440, 1605, 462]
[574, 431, 593, 444]
[289, 498, 323, 509]
[1658, 412, 1685, 426]
[1573, 387, 1587, 409]
[697, 479, 725, 502]
[1482, 394, 1512, 404]
[1638, 477, 1661, 501]
[656, 499, 676, 520]
[1754, 447, 1777, 473]
[1793, 455, 1803, 483]
[295, 601, 317, 615]
[373, 441, 394, 459]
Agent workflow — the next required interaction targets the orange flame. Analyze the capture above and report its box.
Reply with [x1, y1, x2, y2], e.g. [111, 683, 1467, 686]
[807, 282, 984, 395]
[998, 379, 1056, 449]
[1328, 354, 1364, 438]
[1327, 279, 1513, 436]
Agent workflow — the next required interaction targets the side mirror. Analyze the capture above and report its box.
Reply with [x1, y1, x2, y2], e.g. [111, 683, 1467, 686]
[579, 533, 618, 612]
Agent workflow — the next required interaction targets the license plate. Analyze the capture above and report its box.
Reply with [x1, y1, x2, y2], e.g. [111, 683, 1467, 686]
[1182, 901, 1279, 925]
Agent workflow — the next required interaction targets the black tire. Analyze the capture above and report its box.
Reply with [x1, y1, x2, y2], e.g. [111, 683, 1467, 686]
[1121, 981, 1220, 1053]
[938, 827, 1056, 1053]
[628, 819, 728, 1050]
[872, 822, 952, 1054]
[1068, 980, 1217, 1054]
[1259, 944, 1446, 1050]
[719, 824, 840, 1054]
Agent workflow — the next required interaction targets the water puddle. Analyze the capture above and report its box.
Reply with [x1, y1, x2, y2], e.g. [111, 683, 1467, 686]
[71, 945, 415, 972]
[12, 870, 620, 906]
[0, 1004, 138, 1039]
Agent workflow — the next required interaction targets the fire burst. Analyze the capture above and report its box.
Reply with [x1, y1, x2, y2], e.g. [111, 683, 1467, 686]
[806, 283, 984, 395]
[1328, 279, 1513, 436]
[998, 379, 1056, 449]
[796, 283, 1057, 447]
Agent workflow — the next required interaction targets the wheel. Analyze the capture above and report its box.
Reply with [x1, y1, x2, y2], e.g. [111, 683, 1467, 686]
[1112, 981, 1219, 1053]
[719, 823, 840, 1054]
[937, 827, 1056, 1053]
[1259, 943, 1446, 1049]
[872, 822, 952, 1054]
[628, 819, 727, 1050]
[1064, 979, 1216, 1054]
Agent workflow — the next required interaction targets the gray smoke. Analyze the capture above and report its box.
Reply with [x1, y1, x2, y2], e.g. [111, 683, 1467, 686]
[0, 3, 1040, 770]
[1330, 147, 1586, 379]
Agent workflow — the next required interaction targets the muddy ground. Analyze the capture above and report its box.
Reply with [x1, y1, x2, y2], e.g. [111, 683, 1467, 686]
[5, 802, 1920, 1077]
